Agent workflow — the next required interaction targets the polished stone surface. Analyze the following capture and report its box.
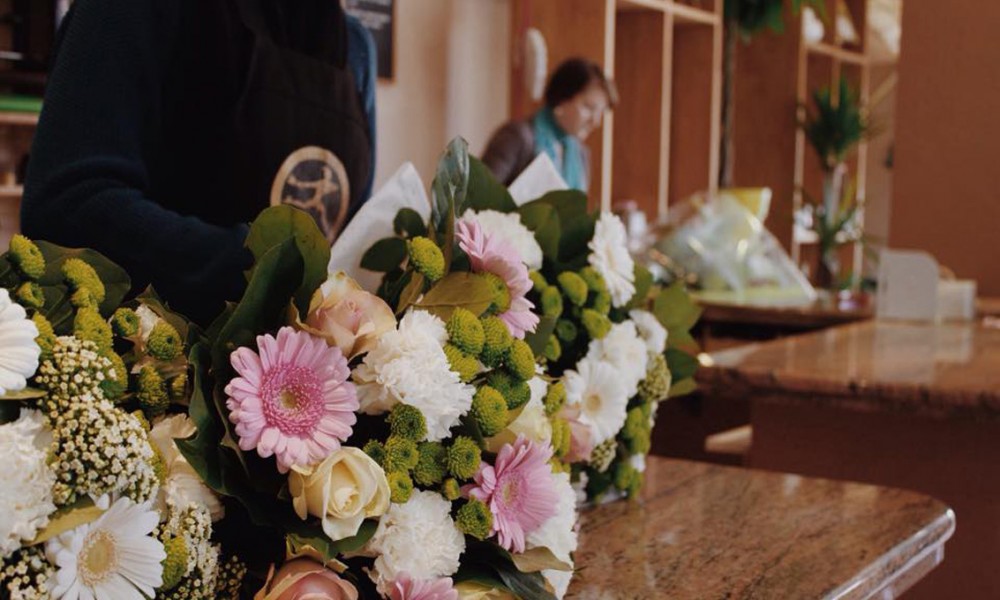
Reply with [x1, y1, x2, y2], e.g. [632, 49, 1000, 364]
[698, 320, 1000, 418]
[566, 457, 954, 600]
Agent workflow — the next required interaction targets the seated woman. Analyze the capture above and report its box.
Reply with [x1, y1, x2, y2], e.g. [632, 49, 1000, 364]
[481, 57, 617, 191]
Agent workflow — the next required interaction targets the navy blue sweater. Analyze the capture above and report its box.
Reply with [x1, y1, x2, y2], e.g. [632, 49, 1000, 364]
[22, 0, 376, 325]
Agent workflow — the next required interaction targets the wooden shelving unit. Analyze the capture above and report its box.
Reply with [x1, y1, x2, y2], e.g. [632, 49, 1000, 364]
[509, 0, 722, 221]
[733, 0, 871, 285]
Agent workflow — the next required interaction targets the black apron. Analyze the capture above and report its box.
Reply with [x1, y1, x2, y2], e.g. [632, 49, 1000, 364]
[156, 0, 372, 243]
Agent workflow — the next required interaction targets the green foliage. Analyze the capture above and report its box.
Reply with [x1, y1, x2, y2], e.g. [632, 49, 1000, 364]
[802, 76, 868, 171]
[522, 315, 556, 358]
[653, 281, 702, 351]
[431, 138, 471, 265]
[466, 156, 518, 213]
[455, 540, 556, 600]
[361, 237, 407, 272]
[416, 272, 495, 321]
[725, 0, 826, 38]
[517, 190, 595, 271]
[393, 208, 428, 238]
[245, 205, 330, 315]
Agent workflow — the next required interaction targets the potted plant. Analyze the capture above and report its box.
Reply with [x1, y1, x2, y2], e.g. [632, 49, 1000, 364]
[801, 75, 868, 287]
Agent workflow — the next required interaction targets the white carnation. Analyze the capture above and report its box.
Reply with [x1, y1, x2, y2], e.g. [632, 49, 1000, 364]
[0, 409, 56, 558]
[527, 470, 579, 599]
[587, 212, 635, 307]
[628, 309, 668, 356]
[461, 209, 543, 270]
[586, 321, 649, 399]
[365, 490, 465, 590]
[150, 414, 224, 521]
[564, 358, 629, 445]
[353, 310, 474, 441]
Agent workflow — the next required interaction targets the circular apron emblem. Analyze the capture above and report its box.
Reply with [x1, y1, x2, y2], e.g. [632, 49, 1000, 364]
[270, 146, 351, 242]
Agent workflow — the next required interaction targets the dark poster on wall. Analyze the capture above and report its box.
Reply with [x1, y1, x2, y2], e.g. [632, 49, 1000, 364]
[345, 0, 394, 80]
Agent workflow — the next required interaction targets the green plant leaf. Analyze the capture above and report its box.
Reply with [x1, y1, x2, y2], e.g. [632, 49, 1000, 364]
[666, 346, 700, 392]
[669, 377, 699, 398]
[176, 342, 225, 490]
[287, 520, 377, 562]
[517, 202, 561, 260]
[431, 138, 471, 267]
[395, 272, 425, 316]
[510, 546, 573, 573]
[415, 272, 494, 321]
[246, 206, 330, 314]
[466, 156, 517, 213]
[653, 282, 702, 350]
[393, 208, 428, 239]
[0, 387, 46, 401]
[30, 499, 103, 545]
[34, 241, 131, 317]
[457, 541, 556, 600]
[524, 316, 557, 357]
[360, 238, 408, 273]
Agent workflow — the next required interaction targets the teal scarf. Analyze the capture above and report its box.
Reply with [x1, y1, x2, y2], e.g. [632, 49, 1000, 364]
[531, 107, 586, 191]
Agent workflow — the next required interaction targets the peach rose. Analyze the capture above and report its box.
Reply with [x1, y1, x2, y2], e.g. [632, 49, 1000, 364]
[289, 447, 390, 541]
[297, 272, 396, 358]
[255, 559, 358, 600]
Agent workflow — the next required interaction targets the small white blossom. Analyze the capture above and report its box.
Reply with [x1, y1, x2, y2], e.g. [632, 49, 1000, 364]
[587, 212, 635, 307]
[0, 410, 56, 558]
[0, 288, 40, 396]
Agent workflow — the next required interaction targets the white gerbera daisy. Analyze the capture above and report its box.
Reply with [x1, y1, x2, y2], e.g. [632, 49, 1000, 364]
[586, 321, 649, 399]
[46, 497, 165, 600]
[527, 470, 579, 599]
[461, 209, 544, 270]
[628, 309, 668, 355]
[353, 310, 474, 441]
[563, 358, 629, 445]
[150, 415, 224, 521]
[0, 409, 56, 558]
[364, 490, 465, 591]
[0, 288, 40, 395]
[504, 376, 552, 445]
[587, 212, 635, 307]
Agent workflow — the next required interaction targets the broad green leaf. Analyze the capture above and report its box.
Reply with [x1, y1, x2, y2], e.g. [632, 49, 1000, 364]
[0, 387, 46, 401]
[653, 281, 703, 349]
[177, 343, 225, 490]
[34, 241, 131, 317]
[393, 208, 428, 238]
[517, 202, 561, 261]
[360, 237, 407, 273]
[287, 520, 378, 563]
[626, 264, 655, 310]
[510, 546, 573, 573]
[466, 156, 517, 213]
[246, 206, 330, 314]
[458, 540, 556, 600]
[669, 377, 699, 398]
[524, 316, 556, 357]
[530, 189, 589, 220]
[30, 500, 103, 545]
[666, 346, 700, 389]
[415, 272, 494, 321]
[558, 213, 596, 269]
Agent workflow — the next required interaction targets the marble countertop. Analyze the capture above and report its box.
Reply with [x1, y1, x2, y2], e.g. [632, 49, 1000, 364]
[566, 457, 954, 600]
[697, 320, 1000, 419]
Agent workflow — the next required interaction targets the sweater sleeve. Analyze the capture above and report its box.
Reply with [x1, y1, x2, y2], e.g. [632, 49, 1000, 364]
[481, 121, 534, 186]
[21, 0, 251, 325]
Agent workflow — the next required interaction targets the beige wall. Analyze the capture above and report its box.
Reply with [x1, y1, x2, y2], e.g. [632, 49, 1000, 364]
[373, 0, 510, 189]
[890, 1, 1000, 294]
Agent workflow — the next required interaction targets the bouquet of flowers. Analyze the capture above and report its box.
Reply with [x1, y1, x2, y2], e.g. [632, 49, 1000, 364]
[0, 236, 239, 600]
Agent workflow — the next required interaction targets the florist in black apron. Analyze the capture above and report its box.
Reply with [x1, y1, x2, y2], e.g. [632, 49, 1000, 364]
[21, 0, 376, 325]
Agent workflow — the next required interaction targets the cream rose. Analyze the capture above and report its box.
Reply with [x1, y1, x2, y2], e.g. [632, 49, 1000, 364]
[289, 447, 390, 541]
[297, 271, 396, 359]
[255, 559, 358, 600]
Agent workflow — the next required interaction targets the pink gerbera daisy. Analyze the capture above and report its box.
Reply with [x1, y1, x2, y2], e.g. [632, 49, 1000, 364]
[225, 326, 358, 473]
[466, 436, 559, 553]
[456, 219, 539, 339]
[387, 573, 458, 600]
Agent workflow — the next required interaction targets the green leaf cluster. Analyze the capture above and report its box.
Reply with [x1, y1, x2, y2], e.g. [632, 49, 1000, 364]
[802, 76, 868, 171]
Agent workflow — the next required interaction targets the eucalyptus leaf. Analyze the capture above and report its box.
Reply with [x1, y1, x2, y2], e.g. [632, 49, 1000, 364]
[431, 138, 471, 267]
[245, 205, 330, 315]
[415, 272, 494, 321]
[393, 208, 428, 238]
[669, 377, 700, 398]
[360, 238, 407, 273]
[517, 202, 561, 261]
[666, 346, 700, 393]
[653, 281, 703, 350]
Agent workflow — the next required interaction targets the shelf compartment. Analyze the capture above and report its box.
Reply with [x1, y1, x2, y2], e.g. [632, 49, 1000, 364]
[670, 2, 719, 26]
[616, 0, 668, 12]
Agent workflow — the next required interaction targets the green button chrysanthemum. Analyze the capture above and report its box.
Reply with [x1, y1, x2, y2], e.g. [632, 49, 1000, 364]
[443, 343, 480, 383]
[413, 441, 448, 486]
[147, 320, 183, 361]
[14, 282, 44, 310]
[471, 386, 508, 437]
[388, 471, 414, 504]
[160, 536, 189, 591]
[543, 381, 566, 416]
[31, 313, 56, 359]
[456, 498, 493, 540]
[479, 315, 512, 368]
[446, 436, 481, 480]
[388, 403, 428, 441]
[581, 308, 611, 339]
[363, 439, 387, 466]
[579, 266, 608, 293]
[486, 370, 531, 411]
[528, 270, 549, 292]
[555, 318, 577, 343]
[543, 334, 562, 362]
[8, 234, 45, 280]
[407, 236, 445, 282]
[481, 272, 511, 314]
[62, 258, 106, 305]
[557, 272, 588, 307]
[441, 477, 462, 501]
[505, 339, 536, 382]
[384, 436, 420, 472]
[137, 365, 169, 416]
[73, 307, 113, 352]
[110, 307, 140, 337]
[446, 307, 485, 355]
[540, 286, 564, 319]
